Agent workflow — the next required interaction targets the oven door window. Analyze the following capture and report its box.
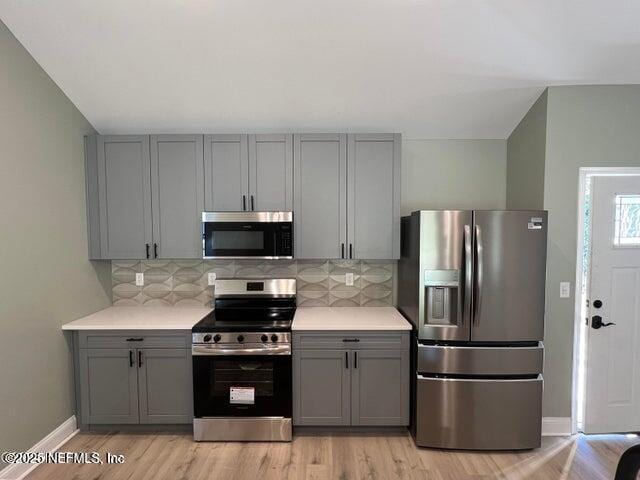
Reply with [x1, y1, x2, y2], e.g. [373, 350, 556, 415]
[193, 355, 292, 417]
[203, 222, 276, 257]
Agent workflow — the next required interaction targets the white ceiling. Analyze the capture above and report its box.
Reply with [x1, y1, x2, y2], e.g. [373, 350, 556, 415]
[2, 1, 640, 139]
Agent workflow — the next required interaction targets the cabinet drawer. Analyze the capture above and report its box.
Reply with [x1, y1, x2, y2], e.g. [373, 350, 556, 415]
[293, 331, 409, 350]
[78, 331, 190, 349]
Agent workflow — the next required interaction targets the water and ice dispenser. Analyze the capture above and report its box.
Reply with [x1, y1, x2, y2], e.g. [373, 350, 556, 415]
[423, 270, 460, 326]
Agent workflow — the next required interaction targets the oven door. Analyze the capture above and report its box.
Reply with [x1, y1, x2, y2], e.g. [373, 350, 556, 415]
[202, 212, 292, 259]
[193, 353, 292, 418]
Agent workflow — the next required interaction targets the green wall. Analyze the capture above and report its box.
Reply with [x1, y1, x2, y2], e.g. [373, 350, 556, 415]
[0, 20, 111, 459]
[507, 85, 640, 417]
[507, 90, 547, 210]
[543, 85, 640, 417]
[402, 139, 507, 215]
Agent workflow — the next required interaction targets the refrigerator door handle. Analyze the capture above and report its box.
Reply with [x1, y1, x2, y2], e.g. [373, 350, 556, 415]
[463, 225, 473, 326]
[474, 224, 484, 325]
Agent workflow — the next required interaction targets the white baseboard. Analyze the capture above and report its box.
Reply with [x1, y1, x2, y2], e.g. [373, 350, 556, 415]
[542, 417, 572, 436]
[0, 415, 78, 480]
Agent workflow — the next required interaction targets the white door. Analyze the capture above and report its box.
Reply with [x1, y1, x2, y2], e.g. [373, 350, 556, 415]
[585, 175, 640, 433]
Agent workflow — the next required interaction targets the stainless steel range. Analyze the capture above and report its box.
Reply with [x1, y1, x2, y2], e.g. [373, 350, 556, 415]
[192, 279, 295, 442]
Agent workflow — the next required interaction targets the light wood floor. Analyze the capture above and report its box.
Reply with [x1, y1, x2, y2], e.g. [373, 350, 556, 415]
[25, 430, 639, 480]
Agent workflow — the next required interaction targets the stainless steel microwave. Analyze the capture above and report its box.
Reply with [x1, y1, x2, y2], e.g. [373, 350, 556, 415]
[202, 212, 293, 259]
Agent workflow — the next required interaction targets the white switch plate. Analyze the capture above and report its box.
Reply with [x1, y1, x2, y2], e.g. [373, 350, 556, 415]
[208, 272, 217, 286]
[560, 282, 571, 298]
[345, 272, 354, 286]
[135, 273, 144, 287]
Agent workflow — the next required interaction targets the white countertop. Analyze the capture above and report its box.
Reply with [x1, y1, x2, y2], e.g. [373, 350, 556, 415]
[292, 307, 412, 331]
[61, 306, 212, 330]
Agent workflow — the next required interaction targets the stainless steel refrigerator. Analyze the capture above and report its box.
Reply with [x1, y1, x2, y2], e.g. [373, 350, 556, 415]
[398, 210, 547, 450]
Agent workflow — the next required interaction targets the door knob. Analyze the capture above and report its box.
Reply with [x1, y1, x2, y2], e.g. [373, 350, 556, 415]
[591, 315, 615, 329]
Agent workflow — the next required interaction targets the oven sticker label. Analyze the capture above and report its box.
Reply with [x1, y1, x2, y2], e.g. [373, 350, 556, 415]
[230, 387, 255, 405]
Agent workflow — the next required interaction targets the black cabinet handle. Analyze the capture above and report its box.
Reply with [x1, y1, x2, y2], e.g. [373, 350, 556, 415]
[138, 351, 143, 367]
[129, 350, 134, 367]
[349, 243, 353, 259]
[126, 337, 144, 342]
[242, 195, 247, 211]
[342, 338, 360, 343]
[153, 243, 158, 258]
[341, 243, 345, 259]
[250, 195, 255, 211]
[145, 243, 150, 259]
[345, 351, 349, 369]
[354, 351, 358, 369]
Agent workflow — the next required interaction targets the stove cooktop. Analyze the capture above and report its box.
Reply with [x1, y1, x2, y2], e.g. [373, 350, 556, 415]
[192, 310, 294, 333]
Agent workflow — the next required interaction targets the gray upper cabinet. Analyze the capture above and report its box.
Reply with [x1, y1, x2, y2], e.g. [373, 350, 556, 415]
[249, 134, 293, 211]
[347, 134, 401, 259]
[351, 349, 409, 425]
[94, 135, 152, 259]
[293, 133, 400, 260]
[138, 348, 192, 424]
[293, 349, 351, 426]
[204, 134, 249, 211]
[150, 135, 204, 258]
[79, 348, 139, 425]
[293, 134, 347, 259]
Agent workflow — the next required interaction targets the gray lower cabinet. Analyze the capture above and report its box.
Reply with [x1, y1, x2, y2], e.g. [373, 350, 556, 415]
[293, 332, 409, 426]
[79, 348, 140, 424]
[76, 332, 192, 426]
[138, 348, 193, 424]
[351, 349, 409, 425]
[293, 349, 350, 426]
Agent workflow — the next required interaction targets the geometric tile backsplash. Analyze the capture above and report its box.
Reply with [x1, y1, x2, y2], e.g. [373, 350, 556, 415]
[112, 259, 396, 307]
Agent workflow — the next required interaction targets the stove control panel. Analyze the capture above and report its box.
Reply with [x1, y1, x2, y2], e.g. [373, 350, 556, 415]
[192, 332, 291, 345]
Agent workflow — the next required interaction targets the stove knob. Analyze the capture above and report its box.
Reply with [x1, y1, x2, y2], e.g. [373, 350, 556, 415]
[271, 334, 278, 343]
[213, 334, 221, 343]
[261, 334, 269, 343]
[203, 334, 212, 342]
[237, 334, 245, 343]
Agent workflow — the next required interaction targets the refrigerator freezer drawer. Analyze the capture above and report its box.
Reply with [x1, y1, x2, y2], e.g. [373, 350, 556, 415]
[417, 343, 543, 376]
[415, 374, 542, 450]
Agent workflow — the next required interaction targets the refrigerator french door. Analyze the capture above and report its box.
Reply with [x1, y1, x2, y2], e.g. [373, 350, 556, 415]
[399, 210, 547, 450]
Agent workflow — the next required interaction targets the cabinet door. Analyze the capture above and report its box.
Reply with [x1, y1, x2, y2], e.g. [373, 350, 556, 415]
[347, 134, 401, 259]
[97, 135, 152, 259]
[293, 134, 347, 259]
[79, 348, 139, 424]
[248, 134, 293, 211]
[351, 349, 409, 426]
[150, 135, 204, 258]
[293, 349, 350, 425]
[204, 134, 249, 211]
[138, 349, 192, 424]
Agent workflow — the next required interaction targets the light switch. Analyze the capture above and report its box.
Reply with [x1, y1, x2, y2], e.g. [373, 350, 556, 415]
[208, 272, 217, 286]
[345, 273, 354, 286]
[560, 282, 571, 298]
[135, 273, 144, 287]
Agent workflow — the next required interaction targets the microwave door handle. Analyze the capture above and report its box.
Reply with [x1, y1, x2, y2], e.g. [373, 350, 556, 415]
[474, 224, 484, 325]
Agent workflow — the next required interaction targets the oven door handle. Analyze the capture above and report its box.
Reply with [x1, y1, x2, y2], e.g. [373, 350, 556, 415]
[192, 345, 291, 356]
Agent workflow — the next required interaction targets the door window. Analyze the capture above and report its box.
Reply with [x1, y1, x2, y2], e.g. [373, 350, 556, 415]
[614, 194, 640, 246]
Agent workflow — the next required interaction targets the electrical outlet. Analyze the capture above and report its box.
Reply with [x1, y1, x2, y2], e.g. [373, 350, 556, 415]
[345, 272, 354, 286]
[208, 272, 217, 286]
[560, 282, 571, 298]
[135, 273, 144, 287]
